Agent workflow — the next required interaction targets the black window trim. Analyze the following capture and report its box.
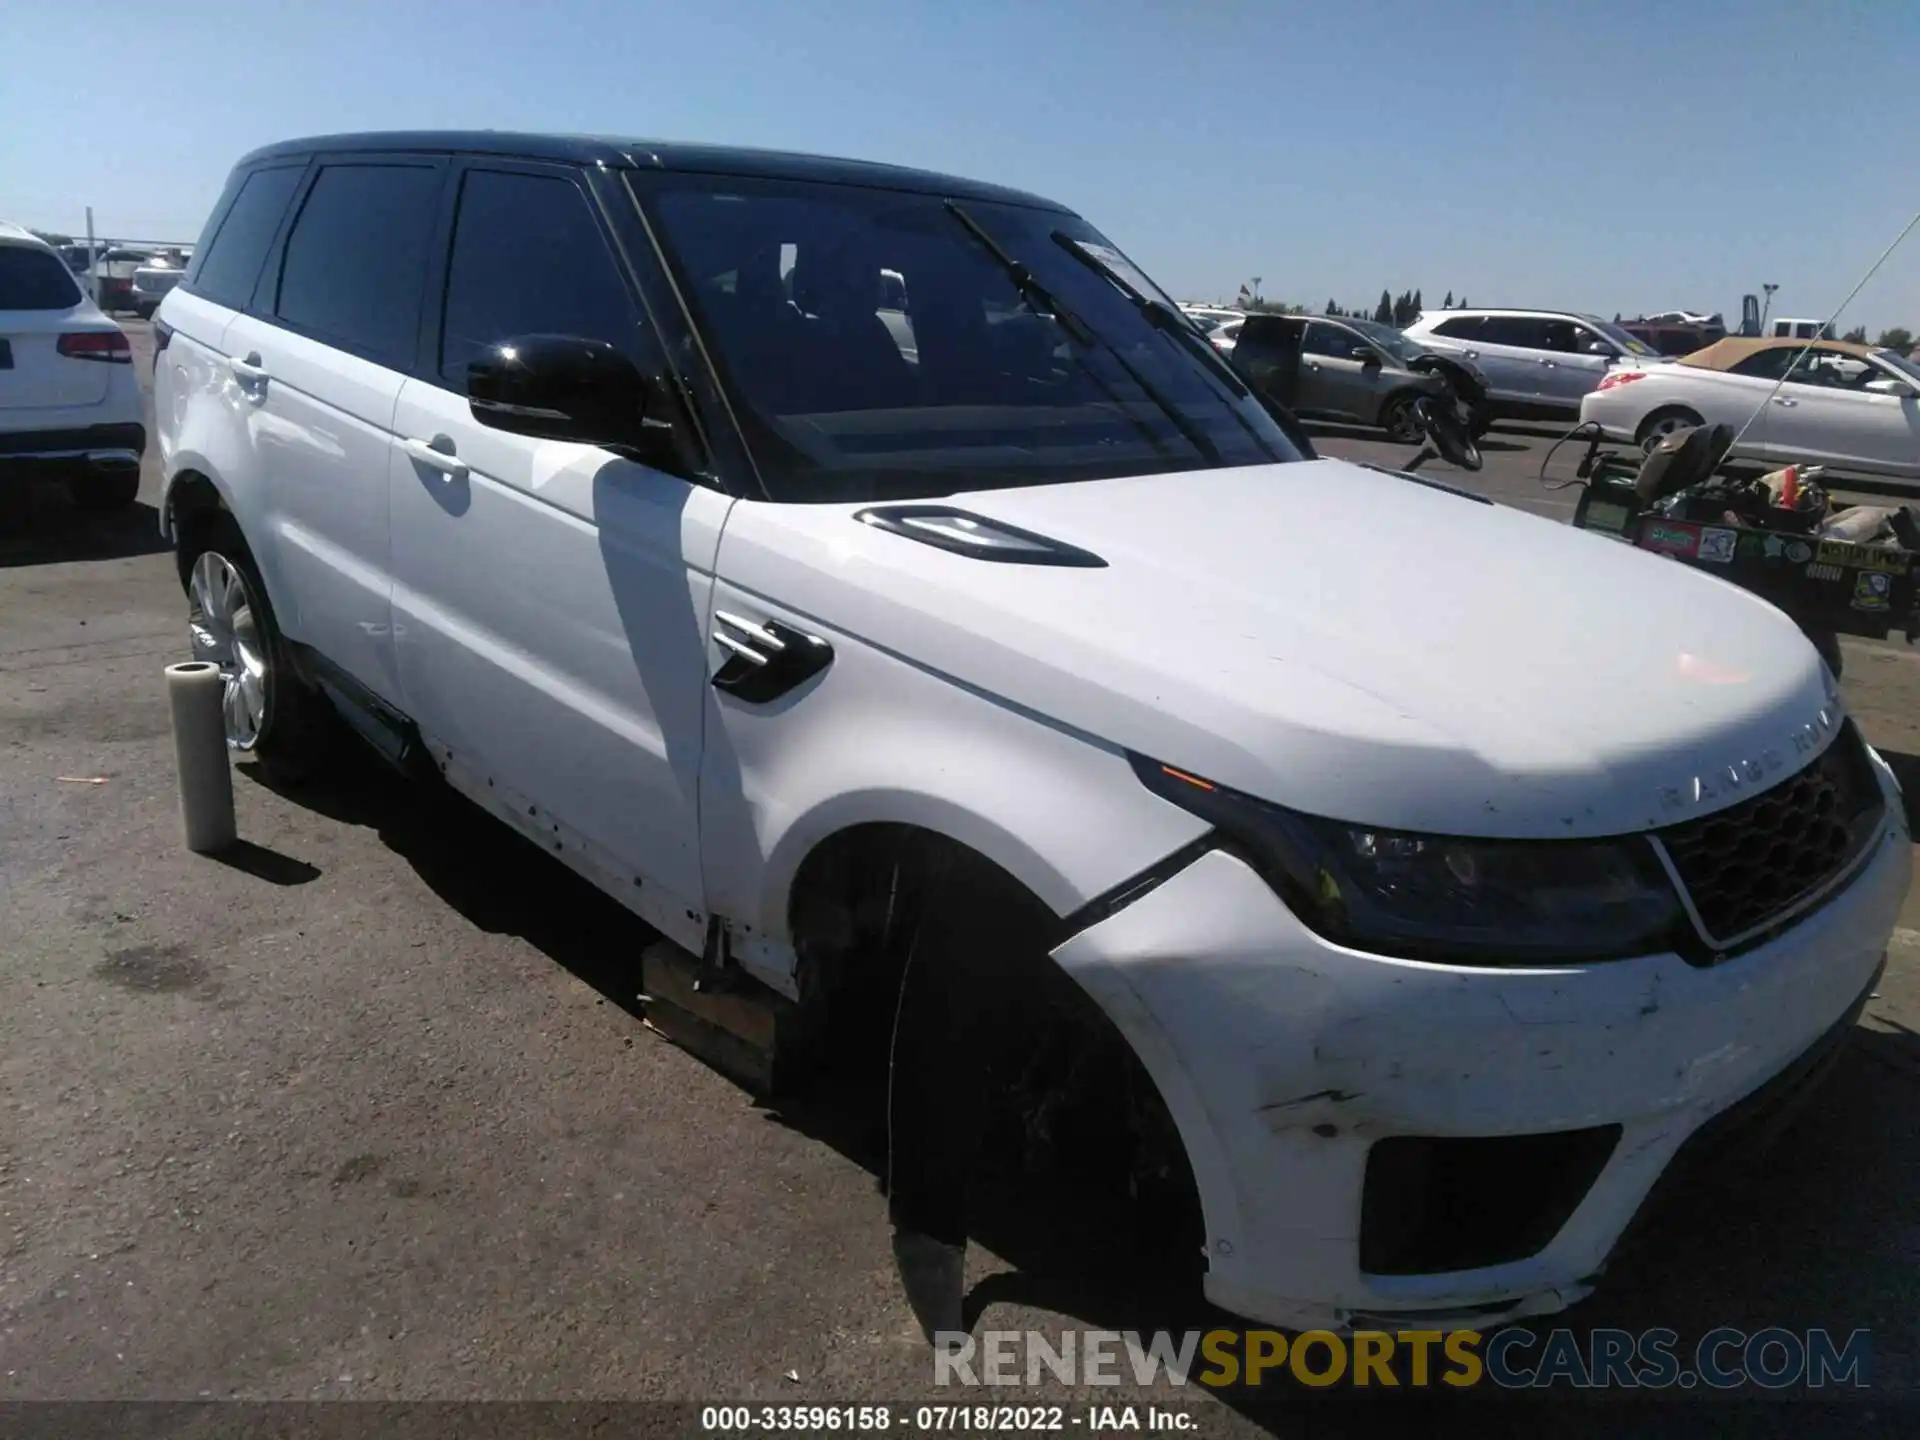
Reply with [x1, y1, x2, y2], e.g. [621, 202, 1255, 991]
[180, 158, 312, 310]
[253, 150, 451, 373]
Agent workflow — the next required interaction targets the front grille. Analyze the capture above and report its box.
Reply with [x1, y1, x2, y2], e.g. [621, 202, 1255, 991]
[1657, 722, 1884, 945]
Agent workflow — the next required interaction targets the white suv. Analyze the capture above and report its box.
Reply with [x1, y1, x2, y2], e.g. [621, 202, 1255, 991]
[1404, 307, 1669, 422]
[155, 133, 1908, 1334]
[0, 221, 145, 509]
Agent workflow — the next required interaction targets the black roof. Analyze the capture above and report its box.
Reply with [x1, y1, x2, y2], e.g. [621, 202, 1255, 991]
[233, 131, 1071, 213]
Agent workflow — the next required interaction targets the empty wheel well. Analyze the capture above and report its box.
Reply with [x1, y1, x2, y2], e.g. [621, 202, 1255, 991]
[166, 472, 227, 584]
[785, 823, 1203, 1241]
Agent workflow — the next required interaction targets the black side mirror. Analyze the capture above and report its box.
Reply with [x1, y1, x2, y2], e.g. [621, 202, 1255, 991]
[468, 335, 668, 452]
[1351, 346, 1382, 367]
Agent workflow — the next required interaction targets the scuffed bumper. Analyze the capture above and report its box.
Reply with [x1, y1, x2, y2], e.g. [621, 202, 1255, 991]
[1051, 763, 1909, 1331]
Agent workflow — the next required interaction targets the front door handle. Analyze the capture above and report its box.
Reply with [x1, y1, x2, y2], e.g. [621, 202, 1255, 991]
[711, 611, 833, 703]
[228, 352, 267, 392]
[402, 435, 470, 481]
[1462, 350, 1479, 360]
[1540, 358, 1558, 367]
[1773, 397, 1799, 408]
[1307, 361, 1322, 372]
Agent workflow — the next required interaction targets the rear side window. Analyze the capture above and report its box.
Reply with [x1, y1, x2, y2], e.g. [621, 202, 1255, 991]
[188, 165, 304, 310]
[274, 163, 442, 364]
[1479, 316, 1554, 348]
[438, 168, 644, 387]
[1730, 349, 1796, 381]
[0, 245, 82, 309]
[1432, 315, 1483, 340]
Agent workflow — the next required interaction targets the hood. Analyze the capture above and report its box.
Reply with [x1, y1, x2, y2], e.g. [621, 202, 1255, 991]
[717, 460, 1837, 839]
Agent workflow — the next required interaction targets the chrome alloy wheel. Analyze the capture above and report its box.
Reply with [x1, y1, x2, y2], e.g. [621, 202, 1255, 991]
[187, 551, 269, 750]
[1640, 412, 1699, 452]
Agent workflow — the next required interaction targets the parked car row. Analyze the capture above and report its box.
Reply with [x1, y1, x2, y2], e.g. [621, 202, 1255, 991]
[142, 130, 1906, 1341]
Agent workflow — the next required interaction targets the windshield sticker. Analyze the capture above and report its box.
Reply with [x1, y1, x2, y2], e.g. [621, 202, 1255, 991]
[1785, 540, 1813, 563]
[1818, 539, 1910, 574]
[1697, 527, 1737, 564]
[1584, 500, 1631, 533]
[1641, 522, 1700, 557]
[1853, 570, 1893, 611]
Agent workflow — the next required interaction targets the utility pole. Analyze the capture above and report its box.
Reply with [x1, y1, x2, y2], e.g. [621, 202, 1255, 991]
[85, 207, 99, 304]
[1761, 283, 1779, 330]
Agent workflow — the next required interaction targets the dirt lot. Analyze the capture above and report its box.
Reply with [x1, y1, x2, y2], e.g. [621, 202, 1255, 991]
[2, 323, 1917, 1434]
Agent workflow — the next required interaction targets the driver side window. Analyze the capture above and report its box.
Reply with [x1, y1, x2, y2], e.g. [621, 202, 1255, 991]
[1302, 322, 1358, 358]
[439, 167, 656, 388]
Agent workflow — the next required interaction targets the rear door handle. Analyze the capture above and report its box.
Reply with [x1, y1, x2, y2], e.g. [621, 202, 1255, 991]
[402, 435, 470, 481]
[1773, 397, 1798, 408]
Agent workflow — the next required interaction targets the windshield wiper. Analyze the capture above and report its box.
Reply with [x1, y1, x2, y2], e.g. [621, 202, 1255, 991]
[943, 200, 1223, 465]
[1050, 231, 1298, 463]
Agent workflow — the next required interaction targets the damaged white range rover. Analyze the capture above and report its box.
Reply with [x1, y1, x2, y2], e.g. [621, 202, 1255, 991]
[154, 132, 1908, 1337]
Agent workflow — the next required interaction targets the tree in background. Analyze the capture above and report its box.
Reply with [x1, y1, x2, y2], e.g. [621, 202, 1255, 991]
[1459, 296, 1468, 308]
[1842, 325, 1869, 344]
[1374, 289, 1394, 324]
[1326, 298, 1340, 316]
[1441, 290, 1454, 309]
[1878, 326, 1913, 351]
[1412, 288, 1422, 318]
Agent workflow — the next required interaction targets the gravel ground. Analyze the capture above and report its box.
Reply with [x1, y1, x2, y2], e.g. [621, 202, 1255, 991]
[1, 324, 1915, 1435]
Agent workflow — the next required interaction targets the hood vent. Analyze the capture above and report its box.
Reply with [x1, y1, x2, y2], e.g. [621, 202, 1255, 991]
[855, 505, 1107, 568]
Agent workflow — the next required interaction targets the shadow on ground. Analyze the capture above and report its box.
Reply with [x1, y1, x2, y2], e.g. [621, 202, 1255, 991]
[0, 488, 170, 568]
[247, 736, 1918, 1437]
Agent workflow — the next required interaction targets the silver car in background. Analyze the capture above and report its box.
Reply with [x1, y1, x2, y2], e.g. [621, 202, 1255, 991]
[1403, 307, 1668, 422]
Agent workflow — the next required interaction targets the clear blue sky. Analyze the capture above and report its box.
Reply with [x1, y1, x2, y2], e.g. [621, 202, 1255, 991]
[6, 0, 1918, 331]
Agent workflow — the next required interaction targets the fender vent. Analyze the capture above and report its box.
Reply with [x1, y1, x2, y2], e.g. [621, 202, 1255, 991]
[855, 506, 1107, 567]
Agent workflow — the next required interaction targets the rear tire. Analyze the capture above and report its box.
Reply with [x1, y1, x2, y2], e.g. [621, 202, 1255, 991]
[177, 511, 334, 777]
[68, 471, 141, 511]
[1636, 406, 1704, 452]
[1379, 392, 1424, 444]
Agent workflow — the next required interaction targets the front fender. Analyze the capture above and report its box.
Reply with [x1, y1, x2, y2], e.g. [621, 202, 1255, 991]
[697, 599, 1210, 953]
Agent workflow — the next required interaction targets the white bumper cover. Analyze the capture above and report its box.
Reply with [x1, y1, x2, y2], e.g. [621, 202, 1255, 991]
[1052, 760, 1909, 1331]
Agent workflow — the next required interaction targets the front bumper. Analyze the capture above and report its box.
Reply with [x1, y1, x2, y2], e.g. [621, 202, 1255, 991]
[1052, 756, 1909, 1331]
[0, 422, 146, 476]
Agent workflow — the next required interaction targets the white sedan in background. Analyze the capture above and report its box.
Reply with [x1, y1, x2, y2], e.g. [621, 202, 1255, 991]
[1581, 336, 1920, 481]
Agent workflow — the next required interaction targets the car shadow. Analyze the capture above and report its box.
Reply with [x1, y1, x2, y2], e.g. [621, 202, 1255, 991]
[0, 490, 170, 568]
[238, 740, 654, 1022]
[245, 736, 1918, 1436]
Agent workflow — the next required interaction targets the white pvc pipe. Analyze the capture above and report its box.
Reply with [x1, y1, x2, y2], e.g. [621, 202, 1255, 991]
[165, 662, 236, 853]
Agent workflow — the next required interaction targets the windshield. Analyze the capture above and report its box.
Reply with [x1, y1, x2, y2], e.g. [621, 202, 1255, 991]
[1587, 316, 1659, 357]
[637, 176, 1305, 503]
[1874, 350, 1920, 385]
[1344, 318, 1426, 363]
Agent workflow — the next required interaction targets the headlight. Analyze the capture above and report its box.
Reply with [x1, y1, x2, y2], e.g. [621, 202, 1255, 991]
[1131, 755, 1686, 966]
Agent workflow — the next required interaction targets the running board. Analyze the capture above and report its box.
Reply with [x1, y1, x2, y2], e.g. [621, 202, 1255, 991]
[640, 938, 805, 1096]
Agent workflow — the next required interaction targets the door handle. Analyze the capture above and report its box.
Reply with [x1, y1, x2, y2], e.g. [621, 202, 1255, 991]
[1540, 358, 1558, 367]
[1462, 350, 1479, 360]
[228, 352, 266, 386]
[1307, 361, 1322, 371]
[1773, 397, 1798, 408]
[402, 435, 470, 481]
